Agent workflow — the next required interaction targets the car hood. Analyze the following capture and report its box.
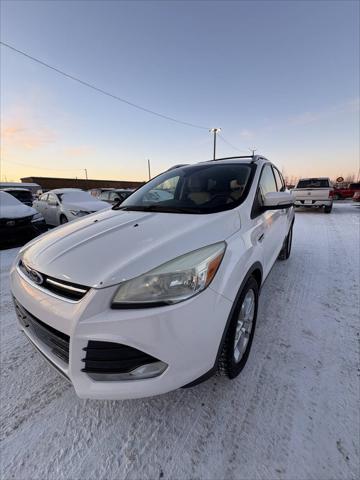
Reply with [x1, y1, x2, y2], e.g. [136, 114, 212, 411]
[0, 204, 37, 219]
[62, 200, 109, 212]
[19, 208, 240, 288]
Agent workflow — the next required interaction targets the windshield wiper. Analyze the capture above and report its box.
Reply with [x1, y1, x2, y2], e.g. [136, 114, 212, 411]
[113, 205, 202, 214]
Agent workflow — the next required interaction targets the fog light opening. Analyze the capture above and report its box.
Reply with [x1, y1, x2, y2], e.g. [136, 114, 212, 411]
[87, 361, 168, 382]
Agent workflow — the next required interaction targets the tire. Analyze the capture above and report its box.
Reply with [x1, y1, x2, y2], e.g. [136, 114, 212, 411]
[218, 276, 259, 379]
[60, 215, 69, 224]
[278, 225, 293, 260]
[324, 205, 332, 214]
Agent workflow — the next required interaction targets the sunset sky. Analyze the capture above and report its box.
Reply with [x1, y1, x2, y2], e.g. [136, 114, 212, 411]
[1, 0, 359, 183]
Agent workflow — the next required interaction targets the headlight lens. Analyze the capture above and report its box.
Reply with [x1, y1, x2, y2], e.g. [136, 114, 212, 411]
[31, 212, 44, 222]
[112, 242, 226, 308]
[69, 210, 89, 217]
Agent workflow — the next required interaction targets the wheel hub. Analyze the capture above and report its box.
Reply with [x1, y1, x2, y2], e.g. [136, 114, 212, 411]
[233, 289, 255, 363]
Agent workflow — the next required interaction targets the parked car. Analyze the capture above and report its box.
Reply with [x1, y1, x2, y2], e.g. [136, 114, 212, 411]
[32, 188, 110, 226]
[0, 181, 40, 195]
[10, 156, 294, 400]
[143, 188, 174, 202]
[333, 182, 360, 200]
[352, 191, 360, 202]
[34, 189, 50, 199]
[88, 188, 112, 198]
[0, 191, 46, 243]
[98, 189, 134, 205]
[291, 177, 334, 213]
[1, 188, 33, 206]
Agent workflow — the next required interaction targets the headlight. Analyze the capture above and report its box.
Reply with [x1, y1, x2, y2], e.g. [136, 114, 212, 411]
[31, 212, 44, 223]
[69, 210, 89, 217]
[112, 242, 226, 308]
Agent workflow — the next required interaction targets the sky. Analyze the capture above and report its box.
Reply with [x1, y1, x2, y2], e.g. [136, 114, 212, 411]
[0, 0, 359, 183]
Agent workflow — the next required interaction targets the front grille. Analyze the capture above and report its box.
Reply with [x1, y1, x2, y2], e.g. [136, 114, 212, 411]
[0, 215, 33, 226]
[82, 341, 159, 374]
[13, 298, 70, 364]
[18, 260, 90, 301]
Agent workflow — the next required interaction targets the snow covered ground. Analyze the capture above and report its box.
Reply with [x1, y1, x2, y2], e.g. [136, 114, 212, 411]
[1, 202, 359, 480]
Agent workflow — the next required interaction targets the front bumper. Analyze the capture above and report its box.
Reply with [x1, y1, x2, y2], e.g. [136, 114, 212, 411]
[10, 265, 232, 399]
[0, 221, 47, 242]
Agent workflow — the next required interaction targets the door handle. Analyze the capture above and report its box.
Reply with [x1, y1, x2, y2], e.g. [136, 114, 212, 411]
[257, 233, 265, 243]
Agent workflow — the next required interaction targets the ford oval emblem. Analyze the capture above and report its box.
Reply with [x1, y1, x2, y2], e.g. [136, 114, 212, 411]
[29, 269, 43, 285]
[23, 262, 44, 285]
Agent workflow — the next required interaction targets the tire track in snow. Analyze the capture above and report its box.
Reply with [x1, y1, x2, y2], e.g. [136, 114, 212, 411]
[1, 204, 359, 480]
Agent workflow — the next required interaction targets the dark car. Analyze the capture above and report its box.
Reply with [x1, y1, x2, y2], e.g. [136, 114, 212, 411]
[2, 188, 34, 206]
[98, 189, 134, 205]
[0, 191, 47, 247]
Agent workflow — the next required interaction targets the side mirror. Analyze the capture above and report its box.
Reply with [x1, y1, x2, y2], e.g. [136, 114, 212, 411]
[263, 191, 294, 210]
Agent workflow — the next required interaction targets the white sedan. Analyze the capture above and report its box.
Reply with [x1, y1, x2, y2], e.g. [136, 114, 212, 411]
[33, 189, 110, 226]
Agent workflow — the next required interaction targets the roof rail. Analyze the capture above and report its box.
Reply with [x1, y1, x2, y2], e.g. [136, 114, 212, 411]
[212, 155, 253, 162]
[210, 154, 267, 164]
[250, 155, 264, 163]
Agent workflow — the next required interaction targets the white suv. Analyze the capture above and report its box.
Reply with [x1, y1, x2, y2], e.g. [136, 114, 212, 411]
[10, 156, 294, 400]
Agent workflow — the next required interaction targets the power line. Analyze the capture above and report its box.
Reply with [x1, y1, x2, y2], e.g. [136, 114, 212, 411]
[217, 133, 247, 153]
[0, 41, 210, 130]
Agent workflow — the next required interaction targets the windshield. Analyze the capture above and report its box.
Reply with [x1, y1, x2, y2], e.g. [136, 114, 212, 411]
[296, 179, 330, 188]
[119, 163, 254, 214]
[58, 191, 97, 203]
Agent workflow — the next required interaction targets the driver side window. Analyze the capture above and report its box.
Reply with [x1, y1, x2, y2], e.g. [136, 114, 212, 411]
[272, 167, 286, 192]
[252, 165, 277, 217]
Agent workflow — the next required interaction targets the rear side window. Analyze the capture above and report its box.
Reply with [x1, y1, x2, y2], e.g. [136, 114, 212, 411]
[297, 179, 329, 188]
[272, 167, 285, 192]
[47, 193, 58, 205]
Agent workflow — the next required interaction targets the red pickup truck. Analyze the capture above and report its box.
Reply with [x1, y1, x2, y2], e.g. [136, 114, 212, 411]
[333, 183, 360, 200]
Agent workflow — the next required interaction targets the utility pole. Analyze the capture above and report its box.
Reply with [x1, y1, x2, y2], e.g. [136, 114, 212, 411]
[147, 159, 151, 180]
[209, 128, 221, 160]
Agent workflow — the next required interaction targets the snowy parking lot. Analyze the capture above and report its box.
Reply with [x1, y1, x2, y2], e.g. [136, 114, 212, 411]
[1, 202, 359, 480]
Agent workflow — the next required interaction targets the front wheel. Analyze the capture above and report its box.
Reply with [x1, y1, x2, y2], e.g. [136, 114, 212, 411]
[218, 277, 259, 379]
[278, 225, 293, 260]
